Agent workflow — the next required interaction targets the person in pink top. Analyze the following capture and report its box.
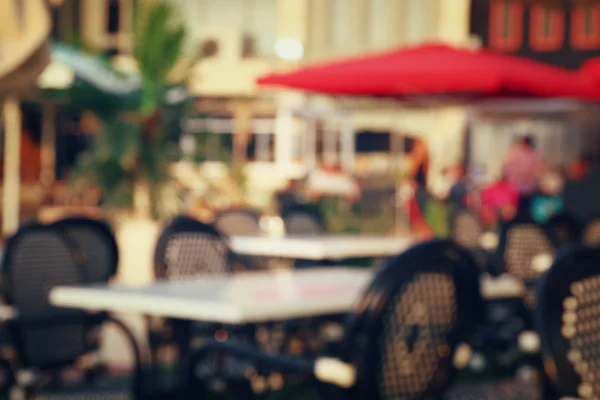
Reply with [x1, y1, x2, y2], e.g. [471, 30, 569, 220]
[480, 176, 519, 226]
[502, 136, 547, 216]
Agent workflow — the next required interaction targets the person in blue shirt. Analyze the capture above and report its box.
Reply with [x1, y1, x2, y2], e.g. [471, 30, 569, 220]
[531, 168, 565, 224]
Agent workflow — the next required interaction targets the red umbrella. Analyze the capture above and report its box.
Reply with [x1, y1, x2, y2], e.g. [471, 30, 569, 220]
[259, 43, 600, 100]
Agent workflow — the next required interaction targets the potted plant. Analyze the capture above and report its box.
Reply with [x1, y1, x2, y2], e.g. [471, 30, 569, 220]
[72, 1, 191, 285]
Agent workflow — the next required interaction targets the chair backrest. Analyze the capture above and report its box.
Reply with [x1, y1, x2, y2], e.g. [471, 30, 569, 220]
[3, 224, 94, 368]
[50, 217, 119, 283]
[154, 216, 234, 279]
[282, 203, 326, 235]
[214, 209, 261, 237]
[563, 172, 600, 222]
[535, 246, 600, 399]
[545, 213, 582, 249]
[449, 209, 483, 250]
[583, 216, 600, 247]
[342, 240, 483, 399]
[496, 220, 554, 282]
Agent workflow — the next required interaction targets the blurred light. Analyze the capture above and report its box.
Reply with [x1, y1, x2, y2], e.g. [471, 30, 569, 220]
[275, 38, 304, 61]
[37, 62, 74, 89]
[165, 86, 188, 105]
[180, 134, 197, 155]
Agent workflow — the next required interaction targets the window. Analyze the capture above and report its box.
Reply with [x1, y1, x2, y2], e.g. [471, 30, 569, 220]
[246, 134, 274, 162]
[355, 131, 391, 153]
[489, 0, 524, 52]
[529, 5, 564, 51]
[571, 4, 600, 50]
[107, 0, 120, 34]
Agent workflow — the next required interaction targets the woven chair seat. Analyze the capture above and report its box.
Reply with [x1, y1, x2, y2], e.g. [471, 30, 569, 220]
[446, 380, 539, 400]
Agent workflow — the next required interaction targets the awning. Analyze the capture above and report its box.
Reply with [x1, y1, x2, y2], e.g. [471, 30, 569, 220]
[35, 42, 143, 112]
[258, 43, 600, 100]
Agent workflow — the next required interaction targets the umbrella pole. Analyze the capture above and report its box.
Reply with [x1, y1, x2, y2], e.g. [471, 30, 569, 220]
[2, 97, 21, 236]
[392, 130, 406, 236]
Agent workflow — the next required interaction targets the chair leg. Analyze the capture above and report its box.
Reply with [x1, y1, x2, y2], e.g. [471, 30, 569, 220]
[173, 320, 192, 387]
[541, 375, 560, 400]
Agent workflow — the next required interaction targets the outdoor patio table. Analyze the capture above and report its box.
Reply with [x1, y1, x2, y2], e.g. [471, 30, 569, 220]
[50, 267, 525, 324]
[229, 235, 414, 260]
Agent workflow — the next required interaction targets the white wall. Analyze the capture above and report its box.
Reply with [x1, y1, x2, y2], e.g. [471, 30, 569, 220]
[172, 0, 277, 56]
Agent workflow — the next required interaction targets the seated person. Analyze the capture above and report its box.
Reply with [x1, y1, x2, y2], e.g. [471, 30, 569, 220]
[531, 169, 564, 224]
[479, 175, 519, 227]
[448, 164, 469, 207]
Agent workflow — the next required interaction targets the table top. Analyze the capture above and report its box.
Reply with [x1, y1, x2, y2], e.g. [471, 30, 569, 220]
[229, 235, 414, 260]
[50, 267, 524, 324]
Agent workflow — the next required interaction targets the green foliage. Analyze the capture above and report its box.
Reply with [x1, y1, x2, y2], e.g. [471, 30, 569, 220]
[423, 200, 449, 237]
[72, 1, 189, 218]
[133, 1, 186, 115]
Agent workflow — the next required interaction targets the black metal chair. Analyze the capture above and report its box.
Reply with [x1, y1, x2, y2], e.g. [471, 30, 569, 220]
[281, 204, 327, 269]
[50, 217, 119, 283]
[448, 208, 490, 269]
[488, 218, 555, 286]
[214, 209, 266, 269]
[534, 245, 600, 400]
[2, 223, 142, 399]
[154, 216, 235, 279]
[188, 240, 484, 399]
[282, 204, 327, 236]
[544, 213, 582, 249]
[482, 217, 555, 387]
[151, 216, 256, 394]
[582, 215, 600, 247]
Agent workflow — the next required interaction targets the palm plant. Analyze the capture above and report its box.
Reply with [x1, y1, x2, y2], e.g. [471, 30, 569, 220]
[74, 1, 189, 218]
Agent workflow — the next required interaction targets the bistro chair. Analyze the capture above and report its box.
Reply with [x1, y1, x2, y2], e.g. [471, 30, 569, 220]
[534, 245, 600, 400]
[151, 216, 256, 393]
[214, 208, 266, 269]
[50, 217, 119, 283]
[478, 217, 555, 387]
[282, 204, 327, 269]
[282, 203, 326, 236]
[582, 215, 600, 247]
[544, 213, 582, 250]
[2, 223, 142, 399]
[448, 208, 491, 268]
[488, 218, 555, 292]
[189, 239, 484, 399]
[154, 216, 236, 279]
[449, 209, 483, 250]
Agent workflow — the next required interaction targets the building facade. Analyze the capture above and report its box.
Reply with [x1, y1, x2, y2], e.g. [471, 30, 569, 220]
[273, 0, 472, 181]
[470, 0, 600, 69]
[46, 0, 474, 198]
[468, 0, 600, 179]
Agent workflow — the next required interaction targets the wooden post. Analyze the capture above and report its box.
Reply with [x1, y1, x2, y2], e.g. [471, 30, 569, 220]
[3, 97, 21, 236]
[40, 102, 56, 187]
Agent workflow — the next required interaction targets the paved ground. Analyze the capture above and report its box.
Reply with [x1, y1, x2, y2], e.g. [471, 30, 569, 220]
[100, 219, 159, 367]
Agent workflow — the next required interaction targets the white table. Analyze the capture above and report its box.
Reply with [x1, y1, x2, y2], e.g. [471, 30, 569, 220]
[229, 235, 414, 260]
[50, 268, 524, 324]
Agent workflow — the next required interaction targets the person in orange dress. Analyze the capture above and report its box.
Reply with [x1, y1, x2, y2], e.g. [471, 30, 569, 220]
[20, 128, 41, 183]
